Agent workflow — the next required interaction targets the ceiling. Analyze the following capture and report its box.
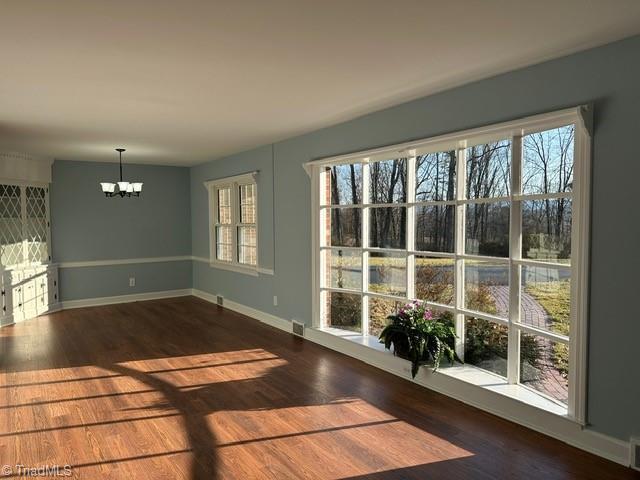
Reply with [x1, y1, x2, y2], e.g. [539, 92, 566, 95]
[1, 1, 640, 166]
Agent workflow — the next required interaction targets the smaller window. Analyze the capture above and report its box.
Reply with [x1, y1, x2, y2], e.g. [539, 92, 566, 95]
[205, 173, 258, 272]
[238, 183, 257, 266]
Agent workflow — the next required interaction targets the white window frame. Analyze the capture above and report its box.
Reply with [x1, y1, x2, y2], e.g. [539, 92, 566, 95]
[0, 180, 52, 269]
[204, 172, 259, 276]
[307, 106, 592, 423]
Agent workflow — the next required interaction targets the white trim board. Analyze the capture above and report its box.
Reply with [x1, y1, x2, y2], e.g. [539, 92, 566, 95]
[60, 289, 192, 310]
[191, 288, 631, 468]
[191, 289, 289, 331]
[58, 256, 192, 268]
[192, 255, 274, 275]
[58, 255, 275, 275]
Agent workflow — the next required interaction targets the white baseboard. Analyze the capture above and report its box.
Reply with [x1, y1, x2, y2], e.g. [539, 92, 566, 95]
[191, 289, 289, 331]
[60, 289, 192, 310]
[191, 288, 631, 468]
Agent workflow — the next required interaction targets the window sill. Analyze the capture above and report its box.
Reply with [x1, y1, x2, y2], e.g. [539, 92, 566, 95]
[315, 327, 569, 419]
[208, 260, 259, 277]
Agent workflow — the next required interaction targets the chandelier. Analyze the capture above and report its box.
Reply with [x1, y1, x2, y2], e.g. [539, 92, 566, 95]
[100, 148, 143, 197]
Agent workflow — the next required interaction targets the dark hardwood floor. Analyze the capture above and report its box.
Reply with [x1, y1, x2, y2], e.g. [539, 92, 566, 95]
[0, 296, 636, 479]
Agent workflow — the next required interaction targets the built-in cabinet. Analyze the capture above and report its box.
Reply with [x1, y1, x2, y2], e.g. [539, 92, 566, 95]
[1, 265, 59, 325]
[0, 154, 56, 326]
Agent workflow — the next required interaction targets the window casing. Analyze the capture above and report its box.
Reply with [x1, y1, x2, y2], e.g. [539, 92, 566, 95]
[0, 182, 51, 268]
[206, 172, 258, 272]
[310, 107, 591, 421]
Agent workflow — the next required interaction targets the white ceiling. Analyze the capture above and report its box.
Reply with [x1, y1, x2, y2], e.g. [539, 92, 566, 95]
[1, 1, 640, 166]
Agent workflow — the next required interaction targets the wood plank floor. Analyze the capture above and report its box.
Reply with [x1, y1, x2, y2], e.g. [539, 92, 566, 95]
[0, 296, 637, 479]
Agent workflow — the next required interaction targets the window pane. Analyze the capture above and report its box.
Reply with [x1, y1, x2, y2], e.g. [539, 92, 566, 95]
[370, 158, 407, 204]
[522, 125, 574, 195]
[465, 201, 510, 257]
[466, 140, 511, 199]
[216, 225, 232, 243]
[328, 164, 362, 205]
[238, 246, 257, 265]
[464, 316, 508, 377]
[239, 183, 255, 204]
[323, 249, 361, 290]
[216, 226, 232, 262]
[520, 333, 568, 405]
[522, 199, 571, 263]
[329, 208, 361, 247]
[368, 296, 401, 338]
[240, 205, 256, 223]
[368, 252, 406, 296]
[218, 187, 231, 206]
[415, 151, 456, 202]
[218, 206, 231, 224]
[216, 243, 232, 262]
[239, 184, 256, 224]
[415, 256, 454, 306]
[464, 260, 509, 318]
[521, 266, 571, 337]
[323, 291, 362, 333]
[415, 205, 454, 253]
[238, 226, 256, 247]
[369, 207, 406, 249]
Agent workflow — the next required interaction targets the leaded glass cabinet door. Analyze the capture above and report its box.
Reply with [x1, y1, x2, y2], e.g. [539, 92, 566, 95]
[0, 184, 24, 267]
[25, 186, 49, 264]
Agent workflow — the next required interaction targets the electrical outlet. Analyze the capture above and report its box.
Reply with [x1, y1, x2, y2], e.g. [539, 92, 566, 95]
[129, 277, 135, 287]
[273, 295, 278, 306]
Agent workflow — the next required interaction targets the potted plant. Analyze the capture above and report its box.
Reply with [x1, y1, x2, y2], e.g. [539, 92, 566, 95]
[379, 300, 460, 378]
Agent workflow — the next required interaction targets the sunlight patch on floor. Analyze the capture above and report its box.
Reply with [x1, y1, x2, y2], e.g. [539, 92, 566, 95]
[208, 397, 474, 479]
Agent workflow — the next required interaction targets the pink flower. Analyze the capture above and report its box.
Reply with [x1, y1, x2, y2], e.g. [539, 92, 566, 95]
[423, 309, 433, 320]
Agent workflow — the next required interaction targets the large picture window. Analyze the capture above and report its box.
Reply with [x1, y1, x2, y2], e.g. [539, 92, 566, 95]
[311, 107, 591, 420]
[205, 172, 258, 273]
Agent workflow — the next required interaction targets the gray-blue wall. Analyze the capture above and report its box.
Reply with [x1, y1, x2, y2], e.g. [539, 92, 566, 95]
[190, 35, 640, 442]
[51, 160, 192, 300]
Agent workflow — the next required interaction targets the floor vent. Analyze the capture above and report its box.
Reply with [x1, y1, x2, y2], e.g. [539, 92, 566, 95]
[631, 438, 640, 471]
[292, 320, 305, 337]
[216, 295, 224, 306]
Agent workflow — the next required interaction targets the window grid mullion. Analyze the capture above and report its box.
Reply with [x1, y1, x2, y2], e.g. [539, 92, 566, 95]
[454, 147, 466, 360]
[508, 134, 523, 385]
[406, 155, 416, 301]
[232, 182, 240, 263]
[317, 168, 327, 328]
[21, 186, 27, 265]
[361, 161, 370, 336]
